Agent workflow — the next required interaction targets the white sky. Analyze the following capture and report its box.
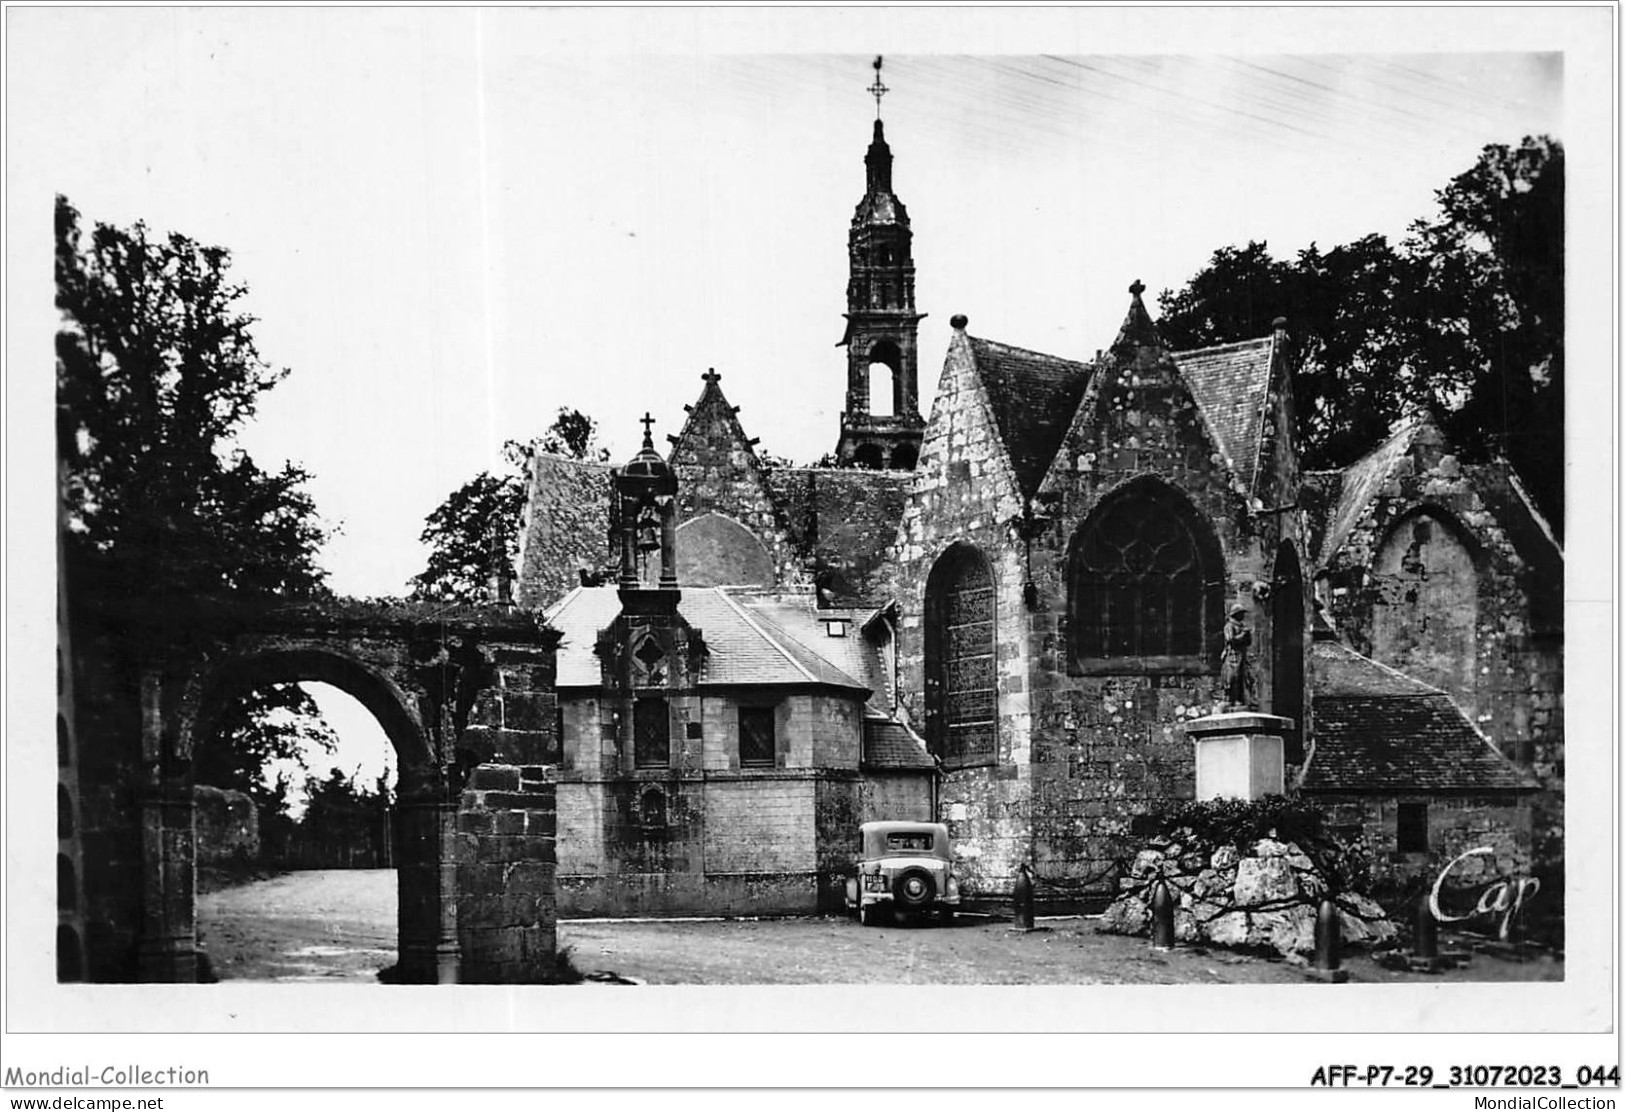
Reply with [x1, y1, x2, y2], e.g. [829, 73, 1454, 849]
[4, 8, 1590, 788]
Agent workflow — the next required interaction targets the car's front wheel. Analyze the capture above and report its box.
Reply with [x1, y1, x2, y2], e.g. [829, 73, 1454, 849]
[859, 902, 884, 927]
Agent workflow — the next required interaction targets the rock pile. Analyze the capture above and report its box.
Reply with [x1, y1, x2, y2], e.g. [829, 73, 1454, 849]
[1098, 834, 1396, 958]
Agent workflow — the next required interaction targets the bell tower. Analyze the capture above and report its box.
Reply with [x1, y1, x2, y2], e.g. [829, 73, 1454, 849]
[835, 56, 925, 471]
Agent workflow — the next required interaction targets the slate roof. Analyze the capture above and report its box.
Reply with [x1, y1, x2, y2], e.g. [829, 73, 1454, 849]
[736, 594, 890, 708]
[1303, 640, 1536, 794]
[966, 336, 1093, 500]
[1172, 335, 1277, 494]
[543, 586, 869, 693]
[862, 716, 935, 770]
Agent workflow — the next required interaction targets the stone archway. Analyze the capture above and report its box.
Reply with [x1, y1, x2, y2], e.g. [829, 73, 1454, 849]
[188, 646, 448, 984]
[69, 595, 562, 983]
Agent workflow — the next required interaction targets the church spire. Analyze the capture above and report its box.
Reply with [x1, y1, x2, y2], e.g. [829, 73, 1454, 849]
[835, 56, 925, 472]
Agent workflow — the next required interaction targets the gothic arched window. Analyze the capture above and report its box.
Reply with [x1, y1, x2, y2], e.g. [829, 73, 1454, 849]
[1068, 480, 1222, 673]
[924, 543, 997, 768]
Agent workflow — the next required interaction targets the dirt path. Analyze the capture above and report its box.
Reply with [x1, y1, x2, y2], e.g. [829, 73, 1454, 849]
[198, 869, 1564, 985]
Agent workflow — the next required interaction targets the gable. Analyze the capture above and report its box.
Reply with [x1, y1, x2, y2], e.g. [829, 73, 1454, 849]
[966, 336, 1092, 501]
[667, 371, 789, 554]
[1172, 335, 1278, 497]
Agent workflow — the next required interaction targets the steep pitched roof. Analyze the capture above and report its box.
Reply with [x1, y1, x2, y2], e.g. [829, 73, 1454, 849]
[1172, 335, 1277, 494]
[733, 593, 890, 707]
[862, 716, 935, 770]
[544, 586, 869, 693]
[1303, 640, 1535, 793]
[964, 336, 1092, 500]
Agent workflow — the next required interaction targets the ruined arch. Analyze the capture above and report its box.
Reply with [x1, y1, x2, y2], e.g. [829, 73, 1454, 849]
[1369, 504, 1482, 715]
[190, 646, 431, 773]
[184, 642, 445, 983]
[1067, 477, 1225, 674]
[924, 541, 997, 769]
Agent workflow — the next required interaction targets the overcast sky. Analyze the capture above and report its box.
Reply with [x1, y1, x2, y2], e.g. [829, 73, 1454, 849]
[9, 7, 1599, 783]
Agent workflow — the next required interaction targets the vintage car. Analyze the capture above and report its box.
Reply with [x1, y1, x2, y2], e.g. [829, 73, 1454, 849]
[844, 820, 961, 926]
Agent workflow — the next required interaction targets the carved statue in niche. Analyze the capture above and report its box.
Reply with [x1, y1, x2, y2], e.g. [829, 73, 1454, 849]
[1219, 604, 1256, 710]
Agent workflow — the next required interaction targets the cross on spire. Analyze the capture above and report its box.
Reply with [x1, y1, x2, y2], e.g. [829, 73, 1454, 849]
[639, 412, 655, 443]
[868, 55, 888, 117]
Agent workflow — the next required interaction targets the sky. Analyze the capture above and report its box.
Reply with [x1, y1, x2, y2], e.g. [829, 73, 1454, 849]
[8, 7, 1596, 784]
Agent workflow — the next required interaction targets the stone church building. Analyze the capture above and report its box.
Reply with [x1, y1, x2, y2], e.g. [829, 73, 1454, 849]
[516, 105, 1561, 916]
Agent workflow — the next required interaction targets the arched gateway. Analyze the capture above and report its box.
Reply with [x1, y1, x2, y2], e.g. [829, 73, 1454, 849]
[65, 594, 562, 984]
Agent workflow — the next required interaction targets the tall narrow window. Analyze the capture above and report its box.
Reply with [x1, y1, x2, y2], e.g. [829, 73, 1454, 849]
[1069, 479, 1220, 672]
[739, 706, 776, 768]
[633, 699, 670, 769]
[924, 543, 997, 768]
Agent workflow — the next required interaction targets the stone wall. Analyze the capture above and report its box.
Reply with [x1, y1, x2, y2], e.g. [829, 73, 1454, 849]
[1315, 793, 1534, 892]
[859, 772, 933, 824]
[769, 468, 912, 605]
[890, 329, 1035, 894]
[456, 651, 561, 982]
[890, 321, 1308, 902]
[194, 785, 259, 864]
[1315, 421, 1563, 879]
[552, 687, 868, 916]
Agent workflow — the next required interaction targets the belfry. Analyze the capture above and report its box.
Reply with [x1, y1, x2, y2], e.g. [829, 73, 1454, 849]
[835, 56, 926, 471]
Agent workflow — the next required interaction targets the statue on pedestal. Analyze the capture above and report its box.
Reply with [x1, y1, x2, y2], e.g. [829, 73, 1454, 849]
[1219, 604, 1256, 710]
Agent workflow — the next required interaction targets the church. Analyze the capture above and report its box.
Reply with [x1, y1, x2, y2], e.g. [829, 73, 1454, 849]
[515, 73, 1562, 917]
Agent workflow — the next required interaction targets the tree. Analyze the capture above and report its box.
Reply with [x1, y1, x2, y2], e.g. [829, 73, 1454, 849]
[56, 196, 334, 822]
[1406, 137, 1564, 532]
[411, 409, 605, 601]
[1155, 138, 1563, 532]
[55, 195, 329, 598]
[192, 685, 339, 818]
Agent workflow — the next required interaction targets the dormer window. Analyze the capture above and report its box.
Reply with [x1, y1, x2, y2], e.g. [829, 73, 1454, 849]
[826, 620, 848, 638]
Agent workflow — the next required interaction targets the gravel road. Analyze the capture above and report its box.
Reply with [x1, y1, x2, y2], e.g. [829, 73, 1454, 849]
[198, 869, 1563, 985]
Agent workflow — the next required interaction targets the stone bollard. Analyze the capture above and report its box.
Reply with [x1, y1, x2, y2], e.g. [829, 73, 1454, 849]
[1414, 892, 1439, 959]
[1307, 896, 1349, 982]
[1012, 863, 1035, 931]
[1404, 892, 1453, 972]
[1149, 878, 1175, 951]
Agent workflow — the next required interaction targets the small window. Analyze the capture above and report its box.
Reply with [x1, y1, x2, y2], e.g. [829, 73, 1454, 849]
[825, 620, 847, 638]
[739, 706, 776, 768]
[634, 699, 670, 769]
[1396, 802, 1429, 854]
[886, 832, 933, 852]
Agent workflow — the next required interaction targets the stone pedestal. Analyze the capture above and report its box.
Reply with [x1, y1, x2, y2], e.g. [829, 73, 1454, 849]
[1182, 712, 1294, 801]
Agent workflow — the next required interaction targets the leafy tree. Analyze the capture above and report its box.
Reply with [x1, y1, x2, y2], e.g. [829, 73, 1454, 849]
[193, 684, 339, 817]
[56, 196, 334, 824]
[539, 406, 611, 462]
[411, 409, 605, 601]
[1155, 137, 1563, 532]
[1407, 137, 1564, 531]
[55, 195, 329, 598]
